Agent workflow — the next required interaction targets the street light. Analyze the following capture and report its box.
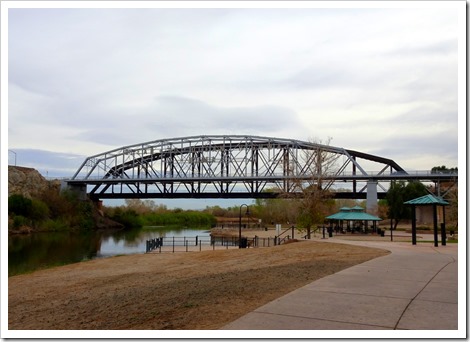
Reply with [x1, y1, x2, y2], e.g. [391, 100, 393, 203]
[239, 204, 250, 248]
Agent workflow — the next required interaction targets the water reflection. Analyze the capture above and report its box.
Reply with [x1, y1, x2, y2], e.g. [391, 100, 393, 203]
[8, 227, 210, 276]
[8, 232, 101, 276]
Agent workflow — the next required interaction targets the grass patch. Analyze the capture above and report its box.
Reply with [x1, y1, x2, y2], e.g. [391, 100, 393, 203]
[417, 240, 458, 244]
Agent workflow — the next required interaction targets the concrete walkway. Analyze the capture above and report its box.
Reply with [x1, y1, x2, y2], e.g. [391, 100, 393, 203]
[221, 238, 460, 335]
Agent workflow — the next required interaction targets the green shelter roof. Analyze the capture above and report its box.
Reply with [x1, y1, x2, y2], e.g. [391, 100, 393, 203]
[404, 194, 449, 206]
[326, 211, 382, 221]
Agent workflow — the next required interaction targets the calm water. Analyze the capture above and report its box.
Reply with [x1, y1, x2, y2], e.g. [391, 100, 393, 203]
[8, 227, 211, 276]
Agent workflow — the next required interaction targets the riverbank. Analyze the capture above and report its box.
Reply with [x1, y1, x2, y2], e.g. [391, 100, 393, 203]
[8, 240, 388, 330]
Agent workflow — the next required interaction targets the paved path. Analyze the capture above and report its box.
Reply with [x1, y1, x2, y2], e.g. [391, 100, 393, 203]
[221, 238, 460, 336]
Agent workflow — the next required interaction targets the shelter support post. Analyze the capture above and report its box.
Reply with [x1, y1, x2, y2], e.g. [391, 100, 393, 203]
[441, 206, 446, 246]
[404, 194, 449, 247]
[433, 204, 438, 247]
[411, 205, 417, 245]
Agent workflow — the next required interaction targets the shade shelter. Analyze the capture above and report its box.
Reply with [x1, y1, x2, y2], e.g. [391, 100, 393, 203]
[326, 206, 382, 234]
[404, 194, 449, 247]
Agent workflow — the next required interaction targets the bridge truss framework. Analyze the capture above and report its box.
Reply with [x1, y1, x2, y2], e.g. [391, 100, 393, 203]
[68, 135, 457, 209]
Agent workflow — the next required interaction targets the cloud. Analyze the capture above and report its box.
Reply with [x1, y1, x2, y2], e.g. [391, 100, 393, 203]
[73, 95, 308, 148]
[8, 149, 86, 177]
[147, 95, 301, 133]
[6, 5, 460, 179]
[386, 39, 458, 58]
[370, 132, 458, 171]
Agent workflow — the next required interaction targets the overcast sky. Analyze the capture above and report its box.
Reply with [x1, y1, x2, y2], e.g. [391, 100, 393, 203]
[3, 2, 464, 207]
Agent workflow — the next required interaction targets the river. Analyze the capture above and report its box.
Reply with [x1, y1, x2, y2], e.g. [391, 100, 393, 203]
[8, 227, 211, 276]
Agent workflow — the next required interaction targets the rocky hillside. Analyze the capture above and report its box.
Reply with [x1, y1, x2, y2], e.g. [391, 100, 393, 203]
[8, 166, 60, 198]
[8, 166, 123, 232]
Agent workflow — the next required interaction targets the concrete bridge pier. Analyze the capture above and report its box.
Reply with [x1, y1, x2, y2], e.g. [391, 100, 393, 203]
[61, 181, 87, 201]
[366, 180, 378, 215]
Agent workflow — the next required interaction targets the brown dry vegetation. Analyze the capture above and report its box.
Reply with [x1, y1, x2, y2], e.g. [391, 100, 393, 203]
[9, 240, 388, 330]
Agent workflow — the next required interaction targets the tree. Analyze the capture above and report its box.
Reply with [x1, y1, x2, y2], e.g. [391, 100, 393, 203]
[431, 165, 458, 174]
[109, 207, 143, 229]
[445, 186, 458, 227]
[428, 166, 458, 228]
[377, 199, 389, 220]
[386, 181, 427, 229]
[39, 188, 75, 219]
[124, 199, 156, 214]
[282, 137, 336, 232]
[250, 189, 293, 225]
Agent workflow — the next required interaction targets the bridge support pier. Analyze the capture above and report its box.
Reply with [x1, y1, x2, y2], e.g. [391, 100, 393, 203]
[366, 180, 378, 215]
[61, 181, 87, 201]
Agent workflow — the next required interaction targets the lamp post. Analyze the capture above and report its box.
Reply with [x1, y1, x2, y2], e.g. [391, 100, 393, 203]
[239, 204, 250, 248]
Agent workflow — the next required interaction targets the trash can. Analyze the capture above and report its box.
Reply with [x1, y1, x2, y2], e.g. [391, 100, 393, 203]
[328, 227, 333, 238]
[240, 238, 248, 248]
[380, 230, 385, 237]
[377, 228, 382, 235]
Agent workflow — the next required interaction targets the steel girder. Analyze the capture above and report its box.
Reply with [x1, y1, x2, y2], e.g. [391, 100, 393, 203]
[70, 135, 412, 200]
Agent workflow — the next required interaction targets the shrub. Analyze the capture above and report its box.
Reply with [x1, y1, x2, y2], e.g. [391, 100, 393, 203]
[13, 215, 30, 228]
[111, 208, 143, 229]
[41, 218, 70, 231]
[8, 194, 32, 217]
[30, 199, 50, 222]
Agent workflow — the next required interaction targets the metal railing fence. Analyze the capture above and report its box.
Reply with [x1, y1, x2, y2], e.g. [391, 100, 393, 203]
[145, 235, 279, 253]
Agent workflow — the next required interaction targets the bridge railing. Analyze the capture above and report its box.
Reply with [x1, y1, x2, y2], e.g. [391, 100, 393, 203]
[68, 170, 458, 181]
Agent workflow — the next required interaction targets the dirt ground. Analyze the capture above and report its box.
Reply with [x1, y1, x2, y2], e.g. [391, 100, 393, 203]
[8, 238, 389, 330]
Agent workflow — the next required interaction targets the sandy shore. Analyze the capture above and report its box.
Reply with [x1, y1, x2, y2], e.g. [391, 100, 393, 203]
[8, 238, 389, 330]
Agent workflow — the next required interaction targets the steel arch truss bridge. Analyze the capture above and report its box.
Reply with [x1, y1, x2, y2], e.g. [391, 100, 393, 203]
[69, 135, 417, 200]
